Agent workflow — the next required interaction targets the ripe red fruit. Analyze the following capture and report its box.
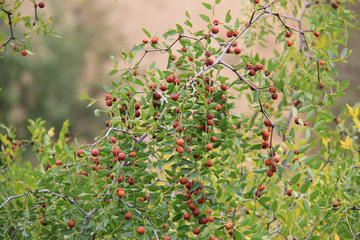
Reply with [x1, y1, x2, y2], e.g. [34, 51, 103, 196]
[221, 84, 228, 91]
[38, 2, 45, 8]
[189, 203, 195, 210]
[294, 100, 300, 106]
[193, 228, 200, 235]
[287, 189, 292, 196]
[287, 40, 293, 47]
[184, 213, 191, 220]
[249, 68, 256, 76]
[303, 121, 309, 126]
[264, 119, 271, 127]
[125, 212, 132, 220]
[118, 190, 125, 197]
[180, 178, 188, 185]
[225, 223, 231, 230]
[264, 102, 270, 109]
[118, 153, 126, 160]
[265, 159, 272, 166]
[294, 116, 300, 125]
[212, 26, 219, 34]
[106, 99, 112, 106]
[13, 46, 19, 51]
[274, 157, 280, 163]
[171, 93, 179, 101]
[254, 0, 260, 3]
[210, 136, 217, 142]
[208, 216, 214, 222]
[205, 51, 211, 57]
[216, 104, 222, 111]
[332, 201, 339, 207]
[213, 19, 219, 25]
[68, 220, 75, 228]
[118, 176, 123, 183]
[206, 58, 214, 66]
[91, 148, 99, 157]
[272, 92, 278, 100]
[137, 227, 145, 235]
[256, 64, 263, 70]
[255, 191, 261, 198]
[142, 39, 148, 43]
[259, 185, 265, 191]
[269, 87, 276, 93]
[151, 37, 158, 44]
[208, 119, 214, 125]
[234, 48, 241, 54]
[77, 150, 84, 157]
[192, 209, 200, 217]
[160, 85, 167, 91]
[319, 60, 325, 66]
[262, 141, 269, 149]
[80, 171, 88, 177]
[135, 110, 140, 117]
[22, 50, 27, 56]
[285, 31, 291, 37]
[176, 146, 184, 153]
[226, 30, 234, 38]
[262, 131, 270, 139]
[267, 169, 274, 177]
[166, 75, 174, 83]
[205, 160, 213, 167]
[314, 31, 320, 37]
[55, 160, 62, 166]
[206, 144, 213, 151]
[176, 139, 184, 146]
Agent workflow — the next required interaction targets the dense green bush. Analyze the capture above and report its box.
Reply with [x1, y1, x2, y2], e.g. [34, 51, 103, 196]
[1, 0, 360, 239]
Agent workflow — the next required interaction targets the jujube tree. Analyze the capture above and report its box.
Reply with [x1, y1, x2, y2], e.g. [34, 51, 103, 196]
[1, 0, 360, 239]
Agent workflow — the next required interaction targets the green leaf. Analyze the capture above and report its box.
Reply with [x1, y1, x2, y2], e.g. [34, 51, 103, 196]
[292, 161, 299, 172]
[199, 14, 210, 22]
[142, 28, 151, 38]
[177, 225, 189, 232]
[225, 10, 231, 23]
[94, 109, 100, 117]
[131, 45, 144, 52]
[103, 85, 112, 92]
[215, 0, 221, 4]
[313, 120, 324, 130]
[28, 171, 43, 177]
[298, 144, 311, 154]
[176, 24, 184, 34]
[271, 200, 278, 212]
[302, 199, 310, 215]
[300, 181, 311, 193]
[291, 173, 301, 185]
[304, 128, 311, 140]
[253, 168, 268, 174]
[340, 48, 348, 58]
[202, 2, 212, 10]
[108, 69, 118, 76]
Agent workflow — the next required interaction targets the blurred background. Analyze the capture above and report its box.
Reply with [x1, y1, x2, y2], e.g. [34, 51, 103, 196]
[0, 0, 359, 149]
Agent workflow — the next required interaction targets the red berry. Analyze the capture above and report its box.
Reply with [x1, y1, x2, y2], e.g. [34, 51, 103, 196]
[212, 26, 219, 34]
[38, 2, 45, 8]
[68, 220, 75, 228]
[22, 50, 27, 56]
[91, 148, 99, 157]
[137, 227, 145, 235]
[55, 160, 62, 166]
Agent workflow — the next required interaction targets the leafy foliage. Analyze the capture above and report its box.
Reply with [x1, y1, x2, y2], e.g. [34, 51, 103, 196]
[1, 0, 360, 239]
